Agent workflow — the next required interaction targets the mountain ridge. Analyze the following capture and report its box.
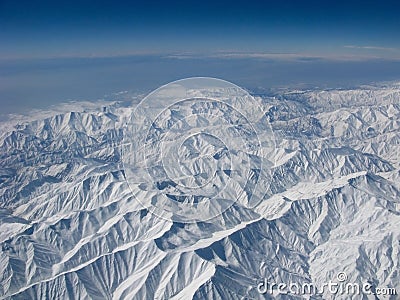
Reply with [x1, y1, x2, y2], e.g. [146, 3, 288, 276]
[0, 83, 399, 299]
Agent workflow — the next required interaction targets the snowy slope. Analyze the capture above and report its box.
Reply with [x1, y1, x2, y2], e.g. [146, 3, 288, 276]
[0, 82, 399, 299]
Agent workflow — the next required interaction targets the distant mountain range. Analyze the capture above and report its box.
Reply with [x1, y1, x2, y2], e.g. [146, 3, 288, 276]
[0, 82, 399, 299]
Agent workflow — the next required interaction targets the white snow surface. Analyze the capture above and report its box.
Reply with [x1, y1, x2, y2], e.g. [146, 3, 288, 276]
[0, 83, 399, 299]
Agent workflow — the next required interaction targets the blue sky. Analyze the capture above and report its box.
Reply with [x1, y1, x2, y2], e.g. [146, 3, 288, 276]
[1, 0, 400, 59]
[1, 0, 400, 117]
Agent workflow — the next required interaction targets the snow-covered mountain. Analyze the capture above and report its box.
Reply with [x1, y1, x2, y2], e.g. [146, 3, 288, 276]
[0, 80, 399, 299]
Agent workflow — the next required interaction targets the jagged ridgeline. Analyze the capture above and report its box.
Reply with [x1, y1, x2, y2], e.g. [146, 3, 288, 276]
[0, 82, 399, 299]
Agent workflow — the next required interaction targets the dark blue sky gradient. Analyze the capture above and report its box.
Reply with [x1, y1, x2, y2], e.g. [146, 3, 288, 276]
[1, 0, 400, 117]
[1, 0, 400, 58]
